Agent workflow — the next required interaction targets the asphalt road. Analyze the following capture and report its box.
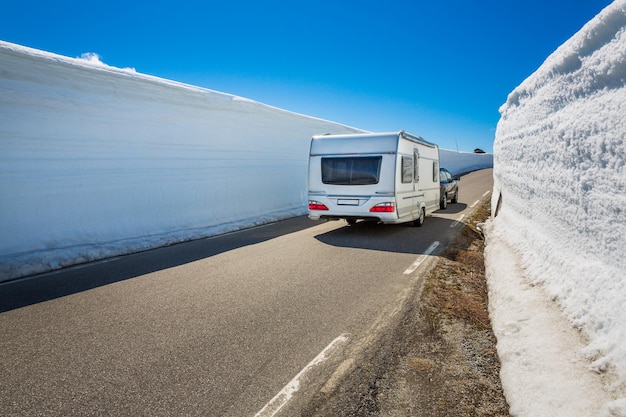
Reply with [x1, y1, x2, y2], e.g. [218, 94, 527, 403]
[0, 169, 493, 417]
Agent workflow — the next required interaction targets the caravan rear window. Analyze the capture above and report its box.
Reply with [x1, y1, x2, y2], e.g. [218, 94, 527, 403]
[321, 156, 382, 185]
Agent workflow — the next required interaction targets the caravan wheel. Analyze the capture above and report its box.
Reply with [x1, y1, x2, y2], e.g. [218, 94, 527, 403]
[413, 208, 425, 227]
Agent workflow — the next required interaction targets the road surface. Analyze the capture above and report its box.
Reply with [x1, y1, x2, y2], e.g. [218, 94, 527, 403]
[0, 169, 493, 417]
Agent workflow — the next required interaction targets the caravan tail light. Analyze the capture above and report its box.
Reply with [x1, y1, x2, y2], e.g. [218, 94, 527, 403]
[370, 202, 395, 213]
[309, 200, 329, 211]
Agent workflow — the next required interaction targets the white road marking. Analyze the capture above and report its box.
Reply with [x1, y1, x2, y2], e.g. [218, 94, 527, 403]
[403, 241, 440, 275]
[450, 214, 465, 228]
[254, 334, 349, 417]
[482, 190, 491, 197]
[470, 200, 480, 208]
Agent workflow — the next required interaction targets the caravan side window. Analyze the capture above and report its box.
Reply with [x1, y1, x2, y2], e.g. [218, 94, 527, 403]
[401, 156, 413, 183]
[413, 150, 419, 182]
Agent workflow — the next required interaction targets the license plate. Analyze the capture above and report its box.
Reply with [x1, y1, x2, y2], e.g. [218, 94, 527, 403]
[338, 199, 359, 206]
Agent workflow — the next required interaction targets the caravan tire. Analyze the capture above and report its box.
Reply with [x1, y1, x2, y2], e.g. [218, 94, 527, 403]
[413, 208, 425, 227]
[440, 194, 447, 210]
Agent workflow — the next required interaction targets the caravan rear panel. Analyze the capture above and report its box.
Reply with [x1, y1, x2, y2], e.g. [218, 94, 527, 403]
[308, 131, 440, 225]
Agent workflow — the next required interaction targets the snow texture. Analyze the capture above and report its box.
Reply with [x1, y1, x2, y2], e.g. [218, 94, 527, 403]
[487, 1, 626, 415]
[0, 41, 363, 280]
[0, 41, 492, 281]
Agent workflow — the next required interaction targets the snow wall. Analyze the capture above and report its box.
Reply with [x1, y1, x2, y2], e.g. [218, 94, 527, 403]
[439, 149, 492, 176]
[489, 0, 626, 409]
[0, 42, 364, 281]
[0, 41, 492, 281]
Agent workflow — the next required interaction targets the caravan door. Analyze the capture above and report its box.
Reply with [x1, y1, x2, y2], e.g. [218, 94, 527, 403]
[412, 148, 421, 218]
[397, 152, 416, 221]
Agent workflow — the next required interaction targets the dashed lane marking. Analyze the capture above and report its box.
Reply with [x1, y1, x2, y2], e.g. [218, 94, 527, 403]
[403, 241, 440, 275]
[450, 214, 465, 228]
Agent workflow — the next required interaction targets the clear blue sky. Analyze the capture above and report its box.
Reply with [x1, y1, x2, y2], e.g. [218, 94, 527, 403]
[1, 0, 613, 152]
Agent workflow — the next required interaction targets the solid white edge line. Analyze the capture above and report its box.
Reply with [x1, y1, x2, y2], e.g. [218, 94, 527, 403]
[403, 241, 440, 275]
[254, 334, 349, 417]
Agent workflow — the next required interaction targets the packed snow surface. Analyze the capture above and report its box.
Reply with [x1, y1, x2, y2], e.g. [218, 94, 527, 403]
[0, 41, 491, 281]
[487, 1, 626, 415]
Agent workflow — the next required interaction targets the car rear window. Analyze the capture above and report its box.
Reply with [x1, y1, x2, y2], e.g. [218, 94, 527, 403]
[321, 156, 382, 185]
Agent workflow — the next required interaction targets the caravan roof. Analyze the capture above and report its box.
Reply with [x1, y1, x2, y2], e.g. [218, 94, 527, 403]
[310, 131, 436, 156]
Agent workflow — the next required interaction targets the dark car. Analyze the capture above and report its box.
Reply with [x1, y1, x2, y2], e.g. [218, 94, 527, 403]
[439, 168, 459, 209]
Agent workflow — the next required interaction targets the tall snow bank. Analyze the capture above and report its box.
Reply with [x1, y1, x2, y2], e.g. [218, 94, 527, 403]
[0, 41, 493, 282]
[0, 41, 364, 281]
[488, 0, 626, 415]
[439, 149, 493, 176]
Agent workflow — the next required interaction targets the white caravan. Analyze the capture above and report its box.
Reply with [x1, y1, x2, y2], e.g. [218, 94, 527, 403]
[308, 131, 440, 226]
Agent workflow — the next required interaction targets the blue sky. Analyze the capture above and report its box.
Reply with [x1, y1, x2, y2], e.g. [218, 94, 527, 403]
[1, 1, 613, 152]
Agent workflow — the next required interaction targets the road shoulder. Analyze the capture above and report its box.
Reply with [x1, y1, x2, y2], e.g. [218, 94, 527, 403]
[301, 200, 510, 417]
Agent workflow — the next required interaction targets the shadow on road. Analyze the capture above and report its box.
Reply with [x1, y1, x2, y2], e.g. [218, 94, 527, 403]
[314, 215, 460, 255]
[436, 202, 468, 214]
[0, 216, 318, 313]
[1, 201, 478, 313]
